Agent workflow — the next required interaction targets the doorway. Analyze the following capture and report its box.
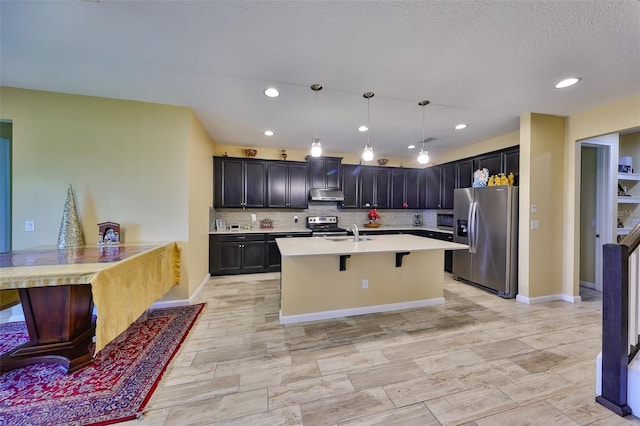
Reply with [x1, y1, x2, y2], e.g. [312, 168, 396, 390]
[0, 121, 11, 253]
[579, 133, 618, 293]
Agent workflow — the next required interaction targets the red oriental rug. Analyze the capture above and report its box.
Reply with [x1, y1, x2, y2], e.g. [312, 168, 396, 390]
[0, 303, 204, 426]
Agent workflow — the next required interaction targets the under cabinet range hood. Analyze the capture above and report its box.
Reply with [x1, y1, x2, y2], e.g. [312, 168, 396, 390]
[309, 188, 345, 202]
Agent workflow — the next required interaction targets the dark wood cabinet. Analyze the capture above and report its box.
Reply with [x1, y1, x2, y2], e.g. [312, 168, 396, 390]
[210, 234, 266, 275]
[441, 163, 456, 210]
[473, 152, 502, 178]
[391, 168, 424, 209]
[425, 166, 441, 209]
[307, 156, 341, 189]
[267, 161, 308, 209]
[266, 232, 310, 271]
[502, 146, 520, 186]
[359, 166, 390, 208]
[456, 159, 473, 189]
[214, 157, 266, 208]
[341, 164, 361, 209]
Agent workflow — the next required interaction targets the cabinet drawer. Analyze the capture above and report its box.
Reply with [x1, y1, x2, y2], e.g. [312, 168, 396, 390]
[267, 233, 310, 241]
[213, 234, 266, 243]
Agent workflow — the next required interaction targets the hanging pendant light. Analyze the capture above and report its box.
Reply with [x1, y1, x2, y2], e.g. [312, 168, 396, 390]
[310, 84, 323, 157]
[417, 100, 430, 165]
[362, 92, 375, 161]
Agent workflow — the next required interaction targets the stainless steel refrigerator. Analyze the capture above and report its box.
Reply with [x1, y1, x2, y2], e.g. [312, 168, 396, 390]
[452, 186, 519, 298]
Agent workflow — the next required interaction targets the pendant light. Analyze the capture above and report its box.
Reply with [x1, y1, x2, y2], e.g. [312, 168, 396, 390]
[362, 92, 375, 162]
[310, 83, 323, 157]
[417, 100, 430, 165]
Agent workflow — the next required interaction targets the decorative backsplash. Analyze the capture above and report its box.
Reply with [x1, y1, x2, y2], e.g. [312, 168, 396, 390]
[210, 203, 438, 231]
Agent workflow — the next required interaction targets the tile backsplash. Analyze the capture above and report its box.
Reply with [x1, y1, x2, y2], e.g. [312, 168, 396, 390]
[210, 202, 438, 231]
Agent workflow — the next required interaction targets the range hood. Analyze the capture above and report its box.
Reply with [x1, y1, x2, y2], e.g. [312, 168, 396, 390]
[309, 188, 345, 202]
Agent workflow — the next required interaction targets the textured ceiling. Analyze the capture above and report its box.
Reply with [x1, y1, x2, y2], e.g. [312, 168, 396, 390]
[1, 1, 639, 163]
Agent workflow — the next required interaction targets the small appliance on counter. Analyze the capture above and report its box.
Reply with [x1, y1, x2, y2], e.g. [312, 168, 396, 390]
[412, 213, 423, 227]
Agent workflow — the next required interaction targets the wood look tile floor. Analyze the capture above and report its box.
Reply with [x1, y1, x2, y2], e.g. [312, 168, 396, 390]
[123, 273, 640, 426]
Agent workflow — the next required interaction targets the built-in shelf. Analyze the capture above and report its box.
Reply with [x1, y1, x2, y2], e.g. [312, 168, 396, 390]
[619, 173, 640, 182]
[618, 227, 633, 236]
[618, 196, 640, 204]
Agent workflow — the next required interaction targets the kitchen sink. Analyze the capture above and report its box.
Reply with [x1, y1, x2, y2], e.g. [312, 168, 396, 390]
[325, 237, 373, 242]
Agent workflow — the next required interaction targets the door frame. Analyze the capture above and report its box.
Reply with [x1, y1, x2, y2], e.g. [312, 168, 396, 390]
[579, 133, 618, 292]
[0, 120, 12, 253]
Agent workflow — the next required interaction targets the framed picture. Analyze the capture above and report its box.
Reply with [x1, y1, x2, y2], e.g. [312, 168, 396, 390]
[215, 219, 226, 231]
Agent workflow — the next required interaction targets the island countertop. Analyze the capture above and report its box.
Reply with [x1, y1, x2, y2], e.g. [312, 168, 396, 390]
[276, 234, 467, 257]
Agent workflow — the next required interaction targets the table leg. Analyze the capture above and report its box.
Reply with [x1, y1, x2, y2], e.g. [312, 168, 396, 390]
[0, 284, 95, 373]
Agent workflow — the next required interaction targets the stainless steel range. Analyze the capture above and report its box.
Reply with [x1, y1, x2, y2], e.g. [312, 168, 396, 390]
[306, 216, 348, 236]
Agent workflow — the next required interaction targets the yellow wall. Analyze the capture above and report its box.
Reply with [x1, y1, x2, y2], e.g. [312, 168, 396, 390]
[519, 113, 566, 298]
[0, 86, 215, 301]
[579, 147, 597, 285]
[564, 94, 640, 297]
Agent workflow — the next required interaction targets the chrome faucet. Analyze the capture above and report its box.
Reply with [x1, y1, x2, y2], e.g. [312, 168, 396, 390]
[351, 224, 359, 242]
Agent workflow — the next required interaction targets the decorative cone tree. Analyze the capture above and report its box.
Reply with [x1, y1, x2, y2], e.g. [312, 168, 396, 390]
[57, 184, 85, 248]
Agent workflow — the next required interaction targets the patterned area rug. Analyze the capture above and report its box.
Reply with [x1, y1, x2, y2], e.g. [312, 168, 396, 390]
[0, 304, 204, 426]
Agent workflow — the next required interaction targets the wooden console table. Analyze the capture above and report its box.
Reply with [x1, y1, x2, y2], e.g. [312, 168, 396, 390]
[0, 242, 180, 373]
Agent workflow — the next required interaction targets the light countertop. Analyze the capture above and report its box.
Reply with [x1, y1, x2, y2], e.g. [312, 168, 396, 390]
[209, 226, 453, 235]
[276, 234, 467, 257]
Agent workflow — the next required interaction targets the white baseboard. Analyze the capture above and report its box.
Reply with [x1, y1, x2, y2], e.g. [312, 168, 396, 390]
[151, 273, 211, 309]
[279, 298, 446, 325]
[580, 280, 596, 290]
[516, 293, 568, 304]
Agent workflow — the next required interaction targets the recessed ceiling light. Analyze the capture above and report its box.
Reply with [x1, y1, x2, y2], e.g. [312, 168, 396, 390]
[554, 77, 581, 89]
[358, 125, 368, 132]
[263, 130, 274, 136]
[454, 123, 468, 130]
[264, 87, 280, 98]
[407, 144, 416, 149]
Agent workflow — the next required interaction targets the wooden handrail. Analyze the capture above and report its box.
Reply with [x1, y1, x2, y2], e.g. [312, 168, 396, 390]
[621, 222, 640, 253]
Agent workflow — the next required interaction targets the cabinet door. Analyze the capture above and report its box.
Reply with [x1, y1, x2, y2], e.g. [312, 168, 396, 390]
[214, 157, 244, 208]
[242, 241, 266, 273]
[288, 163, 308, 208]
[213, 241, 243, 275]
[502, 147, 519, 185]
[360, 167, 376, 208]
[325, 158, 341, 189]
[267, 162, 288, 208]
[390, 169, 406, 209]
[405, 168, 424, 209]
[244, 161, 267, 208]
[425, 166, 441, 209]
[341, 164, 360, 209]
[441, 163, 456, 210]
[474, 152, 501, 177]
[456, 159, 473, 188]
[375, 168, 391, 209]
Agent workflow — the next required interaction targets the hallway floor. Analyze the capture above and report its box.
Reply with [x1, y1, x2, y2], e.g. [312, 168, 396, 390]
[123, 274, 640, 425]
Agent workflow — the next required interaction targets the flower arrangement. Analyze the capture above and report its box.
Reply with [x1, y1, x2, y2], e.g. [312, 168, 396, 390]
[472, 168, 489, 187]
[367, 208, 380, 223]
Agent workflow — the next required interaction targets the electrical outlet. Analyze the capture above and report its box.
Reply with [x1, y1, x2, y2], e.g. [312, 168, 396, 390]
[362, 279, 368, 289]
[294, 215, 298, 223]
[25, 220, 35, 232]
[531, 220, 539, 230]
[531, 204, 537, 214]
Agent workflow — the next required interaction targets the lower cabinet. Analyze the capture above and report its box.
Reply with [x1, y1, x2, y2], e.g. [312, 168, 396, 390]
[210, 233, 310, 276]
[266, 233, 310, 272]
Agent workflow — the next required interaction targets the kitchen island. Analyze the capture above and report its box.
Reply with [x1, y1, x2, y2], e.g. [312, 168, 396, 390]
[276, 234, 467, 324]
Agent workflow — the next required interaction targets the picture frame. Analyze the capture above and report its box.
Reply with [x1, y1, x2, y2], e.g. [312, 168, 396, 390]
[215, 219, 226, 231]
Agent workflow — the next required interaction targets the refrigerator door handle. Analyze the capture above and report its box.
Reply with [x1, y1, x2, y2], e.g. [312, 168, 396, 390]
[470, 201, 478, 253]
[467, 202, 474, 253]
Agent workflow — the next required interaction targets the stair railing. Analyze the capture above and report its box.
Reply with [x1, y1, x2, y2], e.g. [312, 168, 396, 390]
[597, 223, 640, 416]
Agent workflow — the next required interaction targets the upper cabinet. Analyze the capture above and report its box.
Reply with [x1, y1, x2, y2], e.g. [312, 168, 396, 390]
[502, 146, 520, 186]
[307, 156, 341, 189]
[456, 159, 474, 189]
[425, 166, 442, 209]
[359, 166, 391, 208]
[391, 168, 424, 209]
[440, 163, 456, 210]
[214, 157, 306, 209]
[473, 151, 502, 177]
[341, 164, 360, 209]
[267, 161, 308, 209]
[214, 157, 266, 209]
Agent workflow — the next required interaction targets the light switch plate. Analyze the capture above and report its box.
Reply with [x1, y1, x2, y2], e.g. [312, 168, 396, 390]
[531, 220, 539, 230]
[25, 220, 35, 232]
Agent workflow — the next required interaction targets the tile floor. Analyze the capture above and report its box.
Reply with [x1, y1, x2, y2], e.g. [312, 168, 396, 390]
[123, 273, 640, 425]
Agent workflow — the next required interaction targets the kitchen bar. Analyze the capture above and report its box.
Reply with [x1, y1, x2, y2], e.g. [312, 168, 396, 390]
[276, 234, 467, 324]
